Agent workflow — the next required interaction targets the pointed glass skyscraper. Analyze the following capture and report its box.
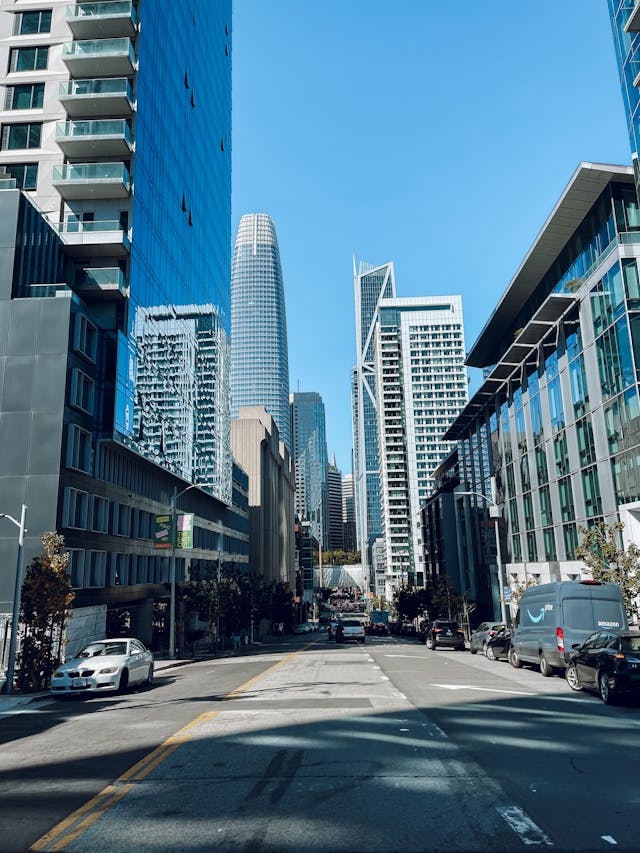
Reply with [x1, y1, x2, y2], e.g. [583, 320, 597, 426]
[231, 214, 291, 451]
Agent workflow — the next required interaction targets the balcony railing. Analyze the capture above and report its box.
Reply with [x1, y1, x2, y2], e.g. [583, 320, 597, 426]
[62, 38, 135, 76]
[56, 119, 132, 156]
[59, 219, 124, 234]
[57, 219, 130, 257]
[52, 162, 131, 199]
[75, 266, 128, 299]
[59, 77, 133, 116]
[66, 2, 137, 38]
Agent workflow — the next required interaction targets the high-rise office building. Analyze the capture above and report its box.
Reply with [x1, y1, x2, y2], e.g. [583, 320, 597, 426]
[0, 1, 241, 653]
[352, 260, 396, 583]
[231, 213, 291, 451]
[376, 296, 468, 595]
[342, 473, 357, 552]
[327, 454, 344, 551]
[290, 391, 328, 551]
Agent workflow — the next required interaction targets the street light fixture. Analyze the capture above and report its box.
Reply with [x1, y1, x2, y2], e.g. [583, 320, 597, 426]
[0, 504, 27, 694]
[455, 487, 507, 623]
[169, 483, 216, 659]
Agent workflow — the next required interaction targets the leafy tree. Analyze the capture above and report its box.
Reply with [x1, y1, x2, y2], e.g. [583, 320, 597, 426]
[510, 577, 539, 606]
[575, 521, 640, 621]
[425, 575, 463, 621]
[318, 549, 361, 566]
[18, 532, 74, 691]
[393, 587, 429, 621]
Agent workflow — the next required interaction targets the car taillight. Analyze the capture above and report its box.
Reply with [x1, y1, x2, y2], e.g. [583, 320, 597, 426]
[488, 630, 496, 637]
[556, 627, 564, 653]
[433, 628, 441, 633]
[579, 580, 602, 585]
[614, 653, 625, 660]
[457, 630, 464, 636]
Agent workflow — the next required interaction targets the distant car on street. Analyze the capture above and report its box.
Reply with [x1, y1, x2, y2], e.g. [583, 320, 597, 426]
[293, 622, 311, 634]
[425, 620, 465, 651]
[565, 629, 640, 704]
[50, 638, 154, 695]
[485, 626, 512, 661]
[470, 622, 506, 655]
[366, 622, 389, 637]
[335, 619, 365, 644]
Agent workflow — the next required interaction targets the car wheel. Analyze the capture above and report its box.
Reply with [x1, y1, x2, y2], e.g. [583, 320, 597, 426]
[598, 671, 614, 705]
[118, 668, 129, 693]
[486, 644, 496, 661]
[145, 664, 154, 686]
[482, 642, 488, 656]
[470, 646, 477, 655]
[565, 663, 581, 691]
[539, 653, 554, 678]
[509, 648, 522, 669]
[426, 638, 434, 650]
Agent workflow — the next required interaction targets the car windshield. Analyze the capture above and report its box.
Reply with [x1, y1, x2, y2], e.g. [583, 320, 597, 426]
[342, 620, 361, 627]
[437, 622, 459, 629]
[78, 642, 127, 658]
[621, 636, 640, 652]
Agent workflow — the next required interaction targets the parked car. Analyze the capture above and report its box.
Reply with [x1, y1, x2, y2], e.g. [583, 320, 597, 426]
[485, 626, 512, 661]
[335, 619, 366, 644]
[293, 622, 311, 634]
[470, 622, 506, 655]
[565, 629, 640, 704]
[509, 580, 628, 676]
[327, 620, 340, 639]
[50, 638, 154, 695]
[425, 620, 465, 650]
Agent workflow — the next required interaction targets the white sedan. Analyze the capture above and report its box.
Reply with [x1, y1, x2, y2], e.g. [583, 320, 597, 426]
[50, 638, 154, 695]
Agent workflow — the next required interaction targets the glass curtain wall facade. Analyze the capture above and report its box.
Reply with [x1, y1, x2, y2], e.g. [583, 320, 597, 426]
[352, 260, 396, 585]
[290, 392, 329, 549]
[609, 1, 640, 194]
[444, 164, 640, 620]
[231, 213, 291, 452]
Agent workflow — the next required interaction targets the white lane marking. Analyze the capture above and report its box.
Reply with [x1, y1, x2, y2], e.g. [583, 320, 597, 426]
[602, 836, 618, 846]
[497, 806, 553, 846]
[431, 683, 535, 696]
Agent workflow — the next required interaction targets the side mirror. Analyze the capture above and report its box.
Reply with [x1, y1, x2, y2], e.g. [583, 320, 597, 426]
[571, 643, 580, 650]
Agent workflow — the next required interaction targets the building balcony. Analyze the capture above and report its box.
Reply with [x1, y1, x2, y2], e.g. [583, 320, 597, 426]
[58, 219, 130, 257]
[62, 38, 135, 77]
[75, 266, 128, 300]
[56, 120, 132, 157]
[66, 2, 137, 39]
[625, 2, 640, 31]
[59, 78, 133, 117]
[52, 162, 131, 199]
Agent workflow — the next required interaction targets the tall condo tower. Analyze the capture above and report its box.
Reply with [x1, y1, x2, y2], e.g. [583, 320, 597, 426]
[0, 1, 241, 651]
[608, 3, 640, 195]
[375, 296, 468, 594]
[352, 260, 396, 583]
[231, 213, 291, 452]
[290, 391, 328, 549]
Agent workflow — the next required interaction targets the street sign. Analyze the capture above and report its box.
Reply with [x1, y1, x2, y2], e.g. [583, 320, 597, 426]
[176, 513, 194, 549]
[154, 514, 173, 550]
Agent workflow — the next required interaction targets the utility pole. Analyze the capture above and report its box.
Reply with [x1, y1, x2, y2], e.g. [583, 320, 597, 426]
[1, 504, 27, 694]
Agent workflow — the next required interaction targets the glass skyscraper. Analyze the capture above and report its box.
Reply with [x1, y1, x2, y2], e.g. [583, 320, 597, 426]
[231, 213, 291, 452]
[352, 260, 396, 581]
[609, 1, 640, 193]
[290, 391, 328, 549]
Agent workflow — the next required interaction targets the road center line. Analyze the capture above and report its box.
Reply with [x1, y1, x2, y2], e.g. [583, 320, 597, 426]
[30, 641, 317, 852]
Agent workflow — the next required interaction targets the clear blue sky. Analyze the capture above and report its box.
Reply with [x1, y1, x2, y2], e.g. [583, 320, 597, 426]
[231, 0, 631, 475]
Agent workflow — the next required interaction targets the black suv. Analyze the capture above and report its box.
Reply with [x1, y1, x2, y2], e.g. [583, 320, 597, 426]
[425, 620, 465, 651]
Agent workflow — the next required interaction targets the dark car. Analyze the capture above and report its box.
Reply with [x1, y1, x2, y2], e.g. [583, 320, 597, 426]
[485, 626, 512, 661]
[565, 629, 640, 704]
[366, 622, 389, 637]
[425, 620, 465, 650]
[470, 622, 506, 655]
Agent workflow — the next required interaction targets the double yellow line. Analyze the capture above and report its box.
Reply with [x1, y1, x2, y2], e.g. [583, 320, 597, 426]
[31, 641, 316, 852]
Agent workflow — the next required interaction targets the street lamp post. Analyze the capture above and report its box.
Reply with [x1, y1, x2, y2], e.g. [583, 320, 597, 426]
[1, 504, 27, 694]
[456, 488, 507, 623]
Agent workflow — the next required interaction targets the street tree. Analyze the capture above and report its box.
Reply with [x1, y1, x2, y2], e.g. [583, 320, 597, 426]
[18, 532, 74, 691]
[575, 520, 640, 621]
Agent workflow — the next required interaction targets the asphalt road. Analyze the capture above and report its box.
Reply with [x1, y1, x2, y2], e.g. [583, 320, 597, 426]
[1, 634, 638, 852]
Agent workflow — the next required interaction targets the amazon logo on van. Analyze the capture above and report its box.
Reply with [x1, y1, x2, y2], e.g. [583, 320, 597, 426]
[597, 620, 621, 628]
